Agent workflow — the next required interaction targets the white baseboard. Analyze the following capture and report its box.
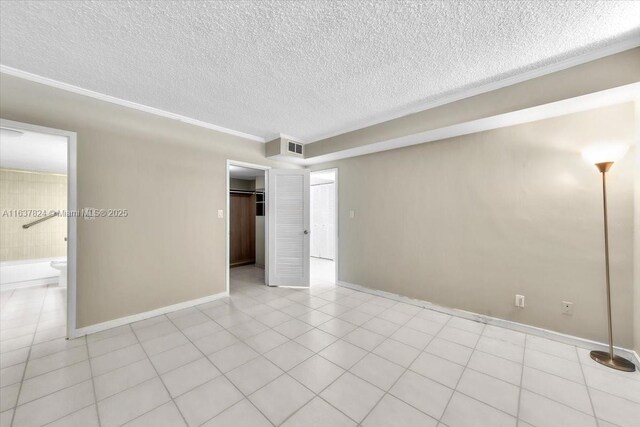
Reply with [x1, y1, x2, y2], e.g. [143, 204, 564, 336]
[70, 291, 229, 339]
[1, 277, 58, 290]
[338, 280, 640, 367]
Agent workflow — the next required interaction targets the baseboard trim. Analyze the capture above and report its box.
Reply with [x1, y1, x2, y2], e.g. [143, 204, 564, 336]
[1, 277, 58, 290]
[337, 280, 639, 366]
[69, 291, 229, 339]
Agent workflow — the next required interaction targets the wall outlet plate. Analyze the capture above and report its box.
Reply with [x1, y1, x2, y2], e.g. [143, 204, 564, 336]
[562, 301, 573, 315]
[515, 294, 525, 308]
[217, 209, 224, 219]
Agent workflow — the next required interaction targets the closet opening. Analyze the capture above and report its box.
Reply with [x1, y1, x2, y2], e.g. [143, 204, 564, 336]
[227, 162, 268, 292]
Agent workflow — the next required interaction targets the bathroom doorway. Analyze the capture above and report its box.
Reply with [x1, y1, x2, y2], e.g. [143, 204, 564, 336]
[0, 119, 77, 338]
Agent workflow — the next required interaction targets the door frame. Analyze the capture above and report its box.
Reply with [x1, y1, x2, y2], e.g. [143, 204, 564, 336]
[310, 168, 339, 284]
[225, 160, 271, 294]
[0, 119, 78, 339]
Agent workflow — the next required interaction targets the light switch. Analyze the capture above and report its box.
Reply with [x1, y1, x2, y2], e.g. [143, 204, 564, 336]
[217, 209, 224, 219]
[349, 210, 355, 219]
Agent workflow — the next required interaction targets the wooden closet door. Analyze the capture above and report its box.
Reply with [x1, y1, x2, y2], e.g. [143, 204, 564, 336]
[230, 193, 256, 267]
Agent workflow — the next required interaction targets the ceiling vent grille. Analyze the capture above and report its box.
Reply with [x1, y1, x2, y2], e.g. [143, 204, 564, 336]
[288, 141, 303, 155]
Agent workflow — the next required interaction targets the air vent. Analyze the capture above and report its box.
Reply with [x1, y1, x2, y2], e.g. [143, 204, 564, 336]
[288, 141, 303, 155]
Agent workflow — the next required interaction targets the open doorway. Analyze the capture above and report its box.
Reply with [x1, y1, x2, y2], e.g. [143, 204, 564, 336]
[0, 119, 77, 338]
[310, 169, 337, 286]
[226, 162, 268, 293]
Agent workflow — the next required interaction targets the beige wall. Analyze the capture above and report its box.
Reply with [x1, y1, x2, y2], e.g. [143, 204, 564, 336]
[0, 169, 67, 261]
[0, 74, 297, 328]
[313, 103, 636, 348]
[306, 47, 640, 159]
[230, 178, 255, 191]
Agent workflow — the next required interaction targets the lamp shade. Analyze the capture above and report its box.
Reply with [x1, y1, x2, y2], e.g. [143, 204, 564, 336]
[581, 142, 629, 165]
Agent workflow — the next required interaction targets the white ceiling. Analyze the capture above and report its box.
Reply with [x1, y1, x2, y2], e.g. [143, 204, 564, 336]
[1, 1, 639, 142]
[0, 128, 68, 174]
[229, 165, 264, 180]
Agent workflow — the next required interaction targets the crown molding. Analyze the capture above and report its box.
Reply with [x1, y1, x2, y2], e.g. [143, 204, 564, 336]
[2, 35, 638, 146]
[0, 65, 266, 143]
[308, 36, 640, 142]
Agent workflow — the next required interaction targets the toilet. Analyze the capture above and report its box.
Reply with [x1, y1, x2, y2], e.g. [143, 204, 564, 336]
[50, 260, 67, 287]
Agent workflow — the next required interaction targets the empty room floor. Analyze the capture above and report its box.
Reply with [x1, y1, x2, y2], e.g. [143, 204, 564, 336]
[1, 269, 639, 427]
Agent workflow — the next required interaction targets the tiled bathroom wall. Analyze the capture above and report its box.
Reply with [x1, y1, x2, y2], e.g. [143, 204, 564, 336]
[0, 169, 67, 261]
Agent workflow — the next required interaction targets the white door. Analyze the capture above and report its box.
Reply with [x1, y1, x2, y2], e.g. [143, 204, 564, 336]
[311, 183, 335, 260]
[268, 169, 310, 287]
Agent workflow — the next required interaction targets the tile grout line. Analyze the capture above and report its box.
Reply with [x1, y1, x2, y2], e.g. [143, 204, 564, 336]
[164, 310, 279, 427]
[270, 294, 416, 425]
[7, 333, 84, 365]
[4, 275, 637, 426]
[85, 331, 102, 427]
[9, 284, 49, 427]
[234, 281, 538, 425]
[517, 366, 625, 416]
[276, 341, 371, 426]
[343, 305, 439, 426]
[515, 333, 527, 425]
[9, 358, 91, 406]
[425, 331, 597, 423]
[84, 326, 172, 425]
[436, 320, 487, 425]
[158, 304, 606, 427]
[576, 345, 601, 427]
[255, 311, 377, 425]
[5, 298, 100, 425]
[408, 332, 622, 422]
[212, 286, 376, 425]
[39, 402, 96, 427]
[127, 314, 193, 427]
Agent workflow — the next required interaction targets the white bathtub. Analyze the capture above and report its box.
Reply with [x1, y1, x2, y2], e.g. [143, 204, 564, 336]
[0, 257, 65, 290]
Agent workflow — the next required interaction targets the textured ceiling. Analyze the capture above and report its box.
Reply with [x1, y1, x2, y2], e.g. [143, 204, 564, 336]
[1, 1, 639, 142]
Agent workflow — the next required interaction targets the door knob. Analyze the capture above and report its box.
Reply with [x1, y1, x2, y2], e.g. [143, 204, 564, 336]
[304, 230, 309, 235]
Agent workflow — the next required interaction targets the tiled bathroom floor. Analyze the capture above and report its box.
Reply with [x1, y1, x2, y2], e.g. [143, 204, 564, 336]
[1, 266, 639, 426]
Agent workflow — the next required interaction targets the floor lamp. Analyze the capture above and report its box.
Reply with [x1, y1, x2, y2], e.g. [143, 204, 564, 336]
[582, 143, 636, 372]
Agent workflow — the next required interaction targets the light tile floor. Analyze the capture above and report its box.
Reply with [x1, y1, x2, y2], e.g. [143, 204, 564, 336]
[310, 257, 335, 287]
[1, 266, 639, 426]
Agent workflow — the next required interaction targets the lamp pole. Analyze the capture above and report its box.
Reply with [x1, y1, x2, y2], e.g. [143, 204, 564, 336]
[589, 161, 635, 372]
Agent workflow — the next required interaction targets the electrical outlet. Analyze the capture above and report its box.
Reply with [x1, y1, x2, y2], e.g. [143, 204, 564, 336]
[515, 294, 525, 308]
[349, 210, 355, 219]
[562, 301, 573, 315]
[217, 209, 224, 219]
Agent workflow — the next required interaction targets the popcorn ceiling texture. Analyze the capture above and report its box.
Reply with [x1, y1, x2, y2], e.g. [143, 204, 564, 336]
[0, 1, 639, 141]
